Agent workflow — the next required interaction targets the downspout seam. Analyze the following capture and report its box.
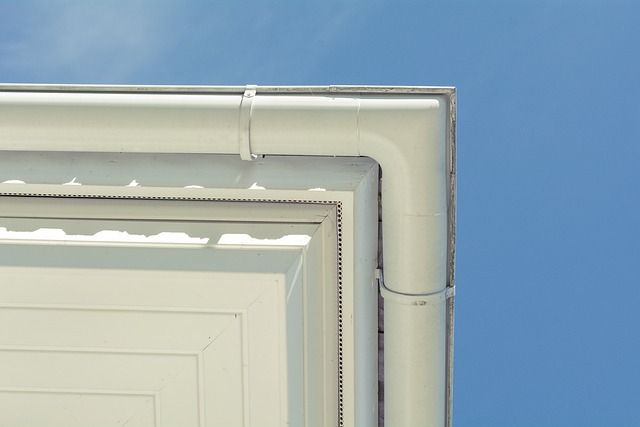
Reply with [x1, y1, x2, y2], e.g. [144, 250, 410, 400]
[379, 275, 455, 306]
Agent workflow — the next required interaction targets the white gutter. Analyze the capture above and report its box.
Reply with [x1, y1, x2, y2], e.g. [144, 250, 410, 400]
[0, 84, 456, 427]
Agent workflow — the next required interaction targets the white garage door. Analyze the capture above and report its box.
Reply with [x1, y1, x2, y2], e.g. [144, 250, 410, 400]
[0, 154, 379, 427]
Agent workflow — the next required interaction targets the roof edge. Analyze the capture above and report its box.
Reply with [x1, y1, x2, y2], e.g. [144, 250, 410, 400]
[0, 83, 455, 96]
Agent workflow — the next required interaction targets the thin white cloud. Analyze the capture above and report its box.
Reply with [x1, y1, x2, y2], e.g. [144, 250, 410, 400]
[217, 2, 370, 83]
[0, 1, 177, 82]
[0, 1, 376, 84]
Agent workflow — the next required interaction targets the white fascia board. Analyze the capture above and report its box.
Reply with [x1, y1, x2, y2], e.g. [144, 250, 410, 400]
[0, 152, 377, 193]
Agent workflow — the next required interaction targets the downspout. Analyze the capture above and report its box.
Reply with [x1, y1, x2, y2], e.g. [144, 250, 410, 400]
[0, 86, 455, 427]
[357, 96, 450, 427]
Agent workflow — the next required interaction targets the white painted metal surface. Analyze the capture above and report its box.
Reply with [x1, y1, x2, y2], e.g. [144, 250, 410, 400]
[0, 154, 380, 426]
[0, 84, 455, 427]
[0, 202, 340, 427]
[1, 247, 303, 426]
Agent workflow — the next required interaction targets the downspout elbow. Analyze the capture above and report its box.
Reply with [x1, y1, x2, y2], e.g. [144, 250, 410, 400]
[357, 96, 448, 296]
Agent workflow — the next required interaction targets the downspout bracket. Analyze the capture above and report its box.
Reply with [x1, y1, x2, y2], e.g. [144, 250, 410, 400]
[378, 269, 455, 306]
[239, 84, 257, 161]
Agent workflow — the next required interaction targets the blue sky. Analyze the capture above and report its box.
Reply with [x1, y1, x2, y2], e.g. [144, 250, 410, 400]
[1, 1, 639, 425]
